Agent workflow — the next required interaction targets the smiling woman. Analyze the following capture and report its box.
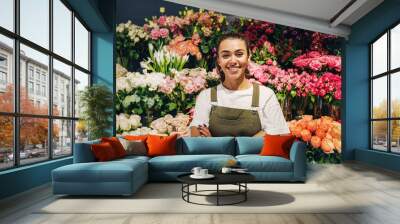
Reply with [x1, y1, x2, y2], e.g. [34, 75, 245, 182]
[189, 33, 290, 137]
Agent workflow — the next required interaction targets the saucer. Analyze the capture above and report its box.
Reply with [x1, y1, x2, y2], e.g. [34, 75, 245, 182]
[190, 174, 215, 179]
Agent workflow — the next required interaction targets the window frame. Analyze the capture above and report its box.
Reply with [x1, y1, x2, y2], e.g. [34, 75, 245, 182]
[370, 20, 400, 154]
[0, 0, 92, 171]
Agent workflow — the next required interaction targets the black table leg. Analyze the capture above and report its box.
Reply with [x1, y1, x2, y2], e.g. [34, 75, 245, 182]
[216, 184, 219, 206]
[245, 183, 247, 201]
[195, 184, 197, 192]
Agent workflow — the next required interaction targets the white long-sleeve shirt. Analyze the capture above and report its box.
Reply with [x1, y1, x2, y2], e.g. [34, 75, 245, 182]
[189, 84, 290, 135]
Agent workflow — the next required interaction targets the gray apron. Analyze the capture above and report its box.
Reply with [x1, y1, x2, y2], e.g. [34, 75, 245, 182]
[208, 83, 262, 136]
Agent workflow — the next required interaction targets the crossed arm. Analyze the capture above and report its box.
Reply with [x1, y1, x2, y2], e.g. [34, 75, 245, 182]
[190, 126, 265, 137]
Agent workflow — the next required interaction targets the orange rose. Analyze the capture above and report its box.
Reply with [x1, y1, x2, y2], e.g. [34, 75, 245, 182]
[321, 138, 334, 154]
[319, 122, 330, 131]
[333, 138, 342, 153]
[302, 115, 313, 121]
[288, 121, 297, 132]
[298, 120, 308, 129]
[307, 120, 317, 132]
[321, 116, 334, 122]
[315, 129, 326, 139]
[330, 126, 341, 139]
[325, 133, 333, 140]
[310, 136, 321, 148]
[300, 129, 312, 142]
[293, 126, 302, 138]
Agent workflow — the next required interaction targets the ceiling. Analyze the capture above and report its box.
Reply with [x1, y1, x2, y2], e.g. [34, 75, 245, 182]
[164, 0, 384, 38]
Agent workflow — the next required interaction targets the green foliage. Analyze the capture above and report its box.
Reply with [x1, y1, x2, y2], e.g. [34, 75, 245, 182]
[79, 84, 113, 140]
[306, 149, 341, 164]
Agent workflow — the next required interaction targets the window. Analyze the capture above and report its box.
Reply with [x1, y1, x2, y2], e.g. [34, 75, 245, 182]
[371, 23, 400, 154]
[35, 83, 40, 95]
[75, 17, 90, 70]
[20, 0, 49, 49]
[28, 67, 34, 80]
[0, 54, 7, 86]
[28, 81, 34, 94]
[0, 71, 6, 85]
[0, 0, 14, 32]
[35, 70, 41, 81]
[0, 34, 13, 113]
[42, 85, 46, 97]
[0, 55, 7, 67]
[0, 0, 91, 170]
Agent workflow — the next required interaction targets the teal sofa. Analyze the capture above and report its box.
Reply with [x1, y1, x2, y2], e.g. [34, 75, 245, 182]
[52, 137, 306, 196]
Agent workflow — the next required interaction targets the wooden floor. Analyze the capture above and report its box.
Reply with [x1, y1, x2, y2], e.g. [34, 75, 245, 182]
[1, 162, 400, 224]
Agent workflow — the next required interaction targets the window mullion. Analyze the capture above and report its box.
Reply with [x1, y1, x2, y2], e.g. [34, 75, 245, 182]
[13, 0, 20, 167]
[48, 0, 54, 160]
[71, 10, 76, 154]
[387, 29, 391, 153]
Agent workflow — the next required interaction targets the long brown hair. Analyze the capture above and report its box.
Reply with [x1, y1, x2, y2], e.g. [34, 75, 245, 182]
[216, 33, 251, 82]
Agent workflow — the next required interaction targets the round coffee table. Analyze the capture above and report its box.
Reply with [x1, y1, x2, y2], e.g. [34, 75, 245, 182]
[177, 173, 255, 206]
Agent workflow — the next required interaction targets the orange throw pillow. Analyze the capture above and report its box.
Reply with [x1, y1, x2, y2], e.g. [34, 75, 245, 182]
[146, 134, 177, 157]
[124, 135, 148, 142]
[101, 137, 126, 158]
[260, 134, 296, 159]
[91, 142, 117, 161]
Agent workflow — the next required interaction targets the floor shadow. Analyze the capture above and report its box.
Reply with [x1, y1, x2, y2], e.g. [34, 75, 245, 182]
[202, 190, 295, 207]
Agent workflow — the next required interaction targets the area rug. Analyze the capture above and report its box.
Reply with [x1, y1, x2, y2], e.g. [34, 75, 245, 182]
[37, 183, 362, 214]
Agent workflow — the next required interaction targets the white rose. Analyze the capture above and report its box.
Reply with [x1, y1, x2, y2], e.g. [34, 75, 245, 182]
[129, 114, 142, 129]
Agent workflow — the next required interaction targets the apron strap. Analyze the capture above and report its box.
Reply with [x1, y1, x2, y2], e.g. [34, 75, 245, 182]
[251, 83, 259, 107]
[211, 86, 217, 102]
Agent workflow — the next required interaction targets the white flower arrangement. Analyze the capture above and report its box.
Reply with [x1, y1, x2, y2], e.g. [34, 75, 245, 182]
[116, 20, 149, 44]
[122, 127, 158, 136]
[149, 113, 190, 134]
[116, 113, 142, 131]
[117, 72, 166, 93]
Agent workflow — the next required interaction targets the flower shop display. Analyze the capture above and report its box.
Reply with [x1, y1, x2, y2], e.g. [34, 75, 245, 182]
[115, 7, 343, 163]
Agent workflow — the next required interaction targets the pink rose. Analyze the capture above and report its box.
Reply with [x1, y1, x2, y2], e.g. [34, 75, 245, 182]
[334, 90, 341, 100]
[158, 16, 167, 26]
[309, 60, 322, 71]
[159, 28, 169, 38]
[150, 29, 160, 40]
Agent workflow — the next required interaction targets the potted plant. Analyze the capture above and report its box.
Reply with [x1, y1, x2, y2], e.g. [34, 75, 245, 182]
[79, 84, 113, 140]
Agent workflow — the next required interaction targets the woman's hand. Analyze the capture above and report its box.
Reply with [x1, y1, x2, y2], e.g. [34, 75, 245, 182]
[198, 125, 212, 137]
[253, 130, 266, 137]
[190, 125, 212, 137]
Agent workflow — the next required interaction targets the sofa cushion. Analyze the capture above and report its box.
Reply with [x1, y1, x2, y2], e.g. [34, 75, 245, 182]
[235, 137, 263, 155]
[73, 140, 100, 163]
[260, 134, 296, 159]
[101, 137, 127, 158]
[179, 137, 235, 155]
[236, 155, 293, 172]
[53, 159, 147, 183]
[147, 134, 177, 157]
[91, 142, 118, 161]
[119, 138, 147, 156]
[148, 154, 235, 172]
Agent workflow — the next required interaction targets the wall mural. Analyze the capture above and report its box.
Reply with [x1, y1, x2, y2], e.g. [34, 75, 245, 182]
[115, 7, 343, 163]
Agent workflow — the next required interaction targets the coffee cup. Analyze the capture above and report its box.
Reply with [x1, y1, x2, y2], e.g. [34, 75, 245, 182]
[191, 167, 202, 176]
[221, 167, 232, 174]
[200, 169, 208, 176]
